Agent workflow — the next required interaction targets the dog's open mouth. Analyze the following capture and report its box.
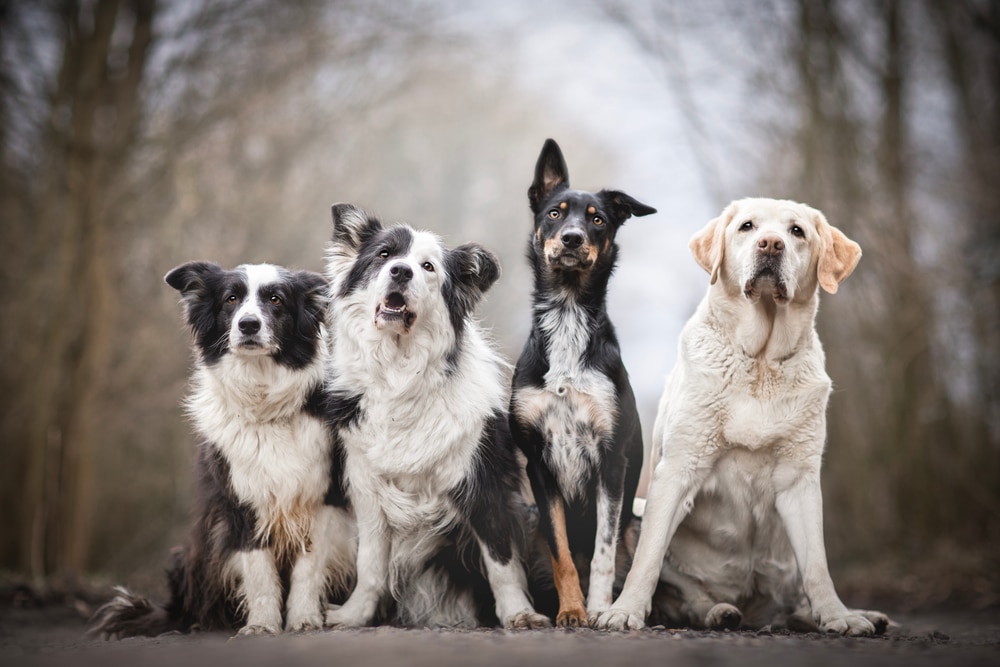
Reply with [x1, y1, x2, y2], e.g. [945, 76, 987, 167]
[745, 267, 789, 303]
[375, 291, 417, 331]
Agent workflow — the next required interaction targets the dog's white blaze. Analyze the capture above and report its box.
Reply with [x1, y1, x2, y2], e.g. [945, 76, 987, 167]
[230, 263, 282, 352]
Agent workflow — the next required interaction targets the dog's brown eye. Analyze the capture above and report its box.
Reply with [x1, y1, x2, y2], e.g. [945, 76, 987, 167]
[791, 225, 805, 238]
[548, 209, 561, 219]
[226, 295, 238, 304]
[739, 220, 753, 232]
[422, 262, 434, 273]
[379, 250, 389, 259]
[270, 295, 281, 305]
[592, 216, 604, 226]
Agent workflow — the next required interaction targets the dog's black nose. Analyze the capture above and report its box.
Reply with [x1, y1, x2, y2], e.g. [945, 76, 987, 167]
[757, 235, 784, 255]
[561, 230, 585, 249]
[389, 263, 413, 283]
[238, 316, 261, 335]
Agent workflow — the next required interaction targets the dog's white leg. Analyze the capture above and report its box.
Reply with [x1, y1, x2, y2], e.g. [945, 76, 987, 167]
[774, 463, 875, 636]
[478, 539, 551, 630]
[286, 506, 356, 632]
[324, 502, 386, 628]
[586, 483, 622, 621]
[229, 549, 283, 636]
[593, 456, 704, 631]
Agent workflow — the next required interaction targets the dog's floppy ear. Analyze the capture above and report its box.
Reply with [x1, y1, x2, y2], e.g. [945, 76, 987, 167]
[690, 203, 735, 285]
[164, 261, 222, 297]
[814, 210, 862, 294]
[444, 243, 501, 327]
[331, 203, 381, 251]
[601, 189, 657, 224]
[292, 270, 330, 339]
[528, 139, 569, 214]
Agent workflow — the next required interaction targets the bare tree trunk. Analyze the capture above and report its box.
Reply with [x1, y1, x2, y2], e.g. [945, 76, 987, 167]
[20, 0, 155, 578]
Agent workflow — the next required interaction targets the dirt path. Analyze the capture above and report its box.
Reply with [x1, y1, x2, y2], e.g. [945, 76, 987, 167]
[2, 602, 999, 667]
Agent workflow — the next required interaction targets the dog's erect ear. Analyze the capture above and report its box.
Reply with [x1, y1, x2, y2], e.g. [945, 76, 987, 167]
[164, 261, 222, 297]
[331, 203, 382, 250]
[814, 210, 862, 294]
[601, 190, 657, 224]
[528, 139, 569, 214]
[689, 203, 735, 285]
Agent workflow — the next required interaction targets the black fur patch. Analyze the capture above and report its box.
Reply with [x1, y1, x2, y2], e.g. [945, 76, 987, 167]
[338, 226, 415, 298]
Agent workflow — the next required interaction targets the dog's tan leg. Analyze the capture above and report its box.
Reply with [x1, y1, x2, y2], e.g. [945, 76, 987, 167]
[549, 497, 588, 628]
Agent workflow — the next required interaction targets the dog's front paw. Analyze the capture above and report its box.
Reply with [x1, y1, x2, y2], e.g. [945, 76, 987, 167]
[285, 611, 323, 633]
[235, 623, 280, 637]
[855, 609, 890, 635]
[705, 603, 742, 630]
[323, 603, 370, 629]
[555, 606, 588, 629]
[818, 610, 876, 636]
[505, 609, 552, 630]
[592, 607, 646, 632]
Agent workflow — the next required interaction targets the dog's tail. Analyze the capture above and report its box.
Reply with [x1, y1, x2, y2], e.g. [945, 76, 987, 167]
[88, 586, 178, 639]
[89, 547, 194, 639]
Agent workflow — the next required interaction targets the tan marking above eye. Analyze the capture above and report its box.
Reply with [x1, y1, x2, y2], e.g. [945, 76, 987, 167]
[587, 205, 596, 215]
[559, 201, 568, 210]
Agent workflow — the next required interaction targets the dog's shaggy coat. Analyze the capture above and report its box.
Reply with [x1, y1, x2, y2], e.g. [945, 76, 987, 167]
[91, 262, 355, 638]
[593, 198, 887, 635]
[322, 204, 550, 629]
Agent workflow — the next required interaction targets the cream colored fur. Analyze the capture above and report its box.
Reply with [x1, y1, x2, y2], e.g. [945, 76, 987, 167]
[594, 198, 887, 635]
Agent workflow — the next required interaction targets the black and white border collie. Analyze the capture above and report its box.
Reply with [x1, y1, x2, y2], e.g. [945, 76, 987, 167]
[322, 204, 550, 629]
[91, 262, 355, 638]
[509, 139, 656, 627]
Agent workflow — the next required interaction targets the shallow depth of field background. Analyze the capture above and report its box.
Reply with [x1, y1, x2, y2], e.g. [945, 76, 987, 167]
[1, 0, 997, 610]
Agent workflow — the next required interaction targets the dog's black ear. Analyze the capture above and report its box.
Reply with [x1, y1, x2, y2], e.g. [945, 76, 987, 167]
[164, 261, 222, 296]
[331, 203, 382, 250]
[528, 139, 569, 214]
[444, 243, 501, 327]
[601, 190, 657, 224]
[292, 270, 330, 340]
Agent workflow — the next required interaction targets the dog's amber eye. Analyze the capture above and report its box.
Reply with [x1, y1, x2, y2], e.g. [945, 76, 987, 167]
[739, 220, 753, 232]
[379, 250, 389, 259]
[547, 209, 561, 219]
[422, 262, 434, 273]
[226, 295, 237, 304]
[592, 216, 604, 226]
[790, 225, 805, 238]
[270, 295, 281, 305]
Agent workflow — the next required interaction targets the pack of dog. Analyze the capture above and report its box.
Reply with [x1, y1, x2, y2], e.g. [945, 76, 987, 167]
[92, 141, 886, 638]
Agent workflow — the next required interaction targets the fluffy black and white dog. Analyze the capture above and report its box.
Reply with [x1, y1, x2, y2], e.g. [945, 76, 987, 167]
[509, 139, 656, 627]
[321, 204, 550, 629]
[91, 262, 355, 638]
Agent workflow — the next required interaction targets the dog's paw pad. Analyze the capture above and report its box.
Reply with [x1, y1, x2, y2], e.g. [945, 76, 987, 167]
[506, 610, 552, 630]
[706, 603, 742, 630]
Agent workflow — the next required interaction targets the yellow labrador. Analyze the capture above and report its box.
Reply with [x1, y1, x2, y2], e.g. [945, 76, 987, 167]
[594, 198, 887, 635]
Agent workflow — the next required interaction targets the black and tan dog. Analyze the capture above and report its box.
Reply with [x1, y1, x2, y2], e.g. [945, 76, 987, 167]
[510, 139, 656, 627]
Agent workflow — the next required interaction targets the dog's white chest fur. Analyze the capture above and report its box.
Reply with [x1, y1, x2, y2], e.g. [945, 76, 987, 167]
[513, 298, 618, 501]
[188, 356, 329, 553]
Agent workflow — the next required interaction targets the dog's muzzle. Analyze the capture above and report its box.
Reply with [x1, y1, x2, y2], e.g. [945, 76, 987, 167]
[745, 237, 789, 302]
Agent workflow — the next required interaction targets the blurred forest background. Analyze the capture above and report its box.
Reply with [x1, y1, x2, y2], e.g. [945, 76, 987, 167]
[1, 0, 997, 611]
